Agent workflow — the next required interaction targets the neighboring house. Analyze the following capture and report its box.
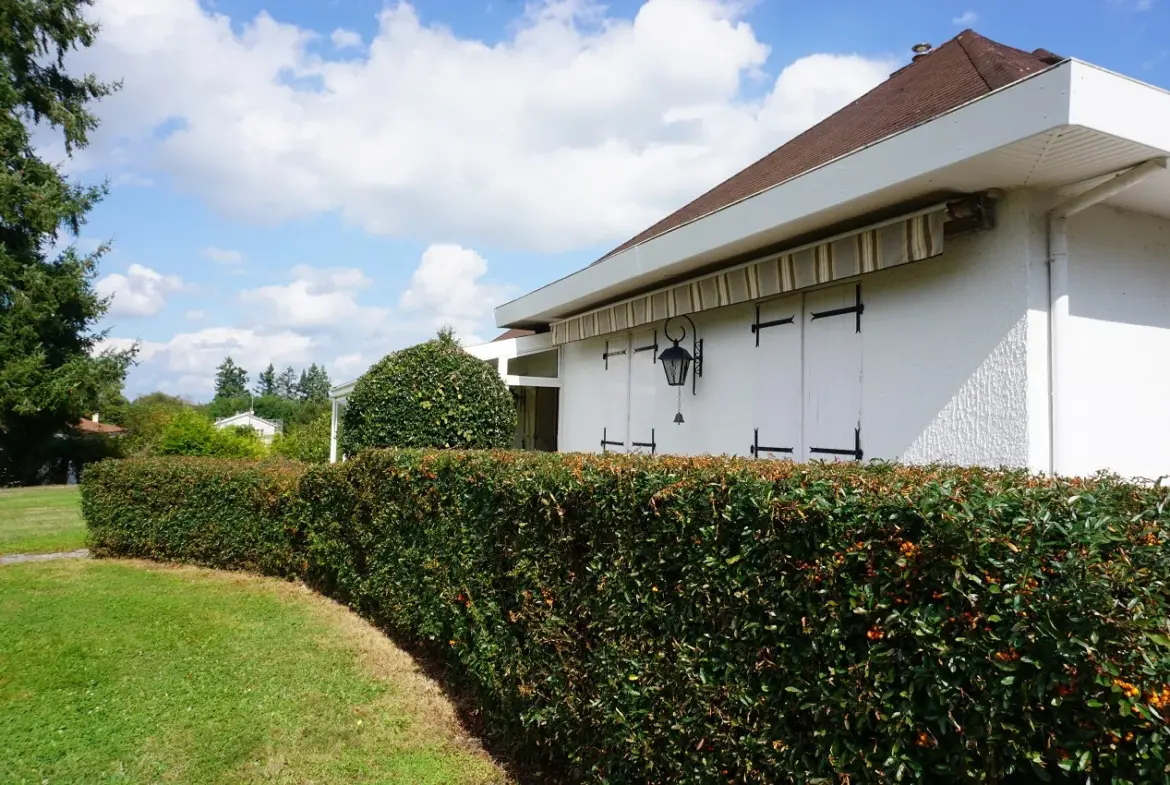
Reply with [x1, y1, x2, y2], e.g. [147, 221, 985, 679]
[334, 29, 1170, 480]
[214, 411, 282, 443]
[75, 413, 127, 437]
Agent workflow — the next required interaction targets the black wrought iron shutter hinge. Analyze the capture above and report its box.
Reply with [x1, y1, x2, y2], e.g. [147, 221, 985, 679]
[809, 284, 864, 333]
[750, 303, 795, 347]
[749, 428, 794, 458]
[602, 340, 627, 369]
[600, 427, 625, 451]
[809, 426, 863, 461]
[632, 330, 659, 362]
[630, 429, 656, 454]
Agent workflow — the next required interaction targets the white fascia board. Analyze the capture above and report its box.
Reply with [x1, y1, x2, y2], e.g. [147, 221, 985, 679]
[1067, 60, 1170, 155]
[464, 332, 555, 362]
[495, 62, 1074, 328]
[330, 379, 357, 399]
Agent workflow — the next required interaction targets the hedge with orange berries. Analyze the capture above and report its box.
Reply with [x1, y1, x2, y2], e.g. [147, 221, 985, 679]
[83, 451, 1170, 783]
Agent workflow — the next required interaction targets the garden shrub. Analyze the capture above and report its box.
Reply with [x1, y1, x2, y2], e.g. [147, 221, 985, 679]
[157, 409, 267, 458]
[83, 457, 305, 575]
[83, 453, 1170, 783]
[340, 329, 515, 453]
[271, 409, 331, 464]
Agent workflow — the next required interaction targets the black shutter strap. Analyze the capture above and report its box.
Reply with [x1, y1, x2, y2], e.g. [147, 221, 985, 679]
[808, 426, 863, 461]
[630, 429, 656, 454]
[600, 427, 625, 451]
[750, 303, 796, 347]
[749, 428, 794, 457]
[809, 284, 864, 333]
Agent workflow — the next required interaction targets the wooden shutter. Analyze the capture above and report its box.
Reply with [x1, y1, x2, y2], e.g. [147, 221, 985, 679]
[751, 296, 802, 458]
[628, 329, 659, 454]
[802, 283, 863, 461]
[599, 335, 630, 453]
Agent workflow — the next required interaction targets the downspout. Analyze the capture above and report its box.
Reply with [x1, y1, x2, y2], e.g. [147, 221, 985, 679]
[1047, 157, 1168, 475]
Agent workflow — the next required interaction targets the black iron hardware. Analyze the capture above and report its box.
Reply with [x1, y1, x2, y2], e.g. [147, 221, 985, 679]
[750, 304, 795, 347]
[659, 315, 702, 397]
[630, 429, 656, 454]
[602, 340, 626, 370]
[633, 330, 659, 362]
[810, 284, 864, 333]
[750, 428, 794, 458]
[809, 426, 863, 461]
[600, 427, 625, 451]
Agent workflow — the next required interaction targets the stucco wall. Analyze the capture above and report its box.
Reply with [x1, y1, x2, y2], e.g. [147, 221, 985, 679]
[557, 193, 1037, 465]
[1063, 204, 1170, 479]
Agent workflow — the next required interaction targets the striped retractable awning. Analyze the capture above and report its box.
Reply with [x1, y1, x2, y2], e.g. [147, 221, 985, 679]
[551, 206, 946, 345]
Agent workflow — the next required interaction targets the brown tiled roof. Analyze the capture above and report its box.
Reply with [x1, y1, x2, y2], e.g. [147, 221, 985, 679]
[75, 418, 126, 435]
[494, 328, 535, 342]
[596, 30, 1060, 264]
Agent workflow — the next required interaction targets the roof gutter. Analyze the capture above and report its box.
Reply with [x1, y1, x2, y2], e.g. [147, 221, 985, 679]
[1046, 156, 1168, 476]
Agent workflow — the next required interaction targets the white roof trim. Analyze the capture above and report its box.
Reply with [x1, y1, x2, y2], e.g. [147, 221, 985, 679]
[329, 333, 556, 401]
[500, 60, 1153, 329]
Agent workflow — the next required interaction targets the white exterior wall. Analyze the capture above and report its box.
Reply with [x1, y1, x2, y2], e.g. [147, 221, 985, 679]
[558, 191, 1041, 466]
[556, 191, 1170, 478]
[1063, 204, 1170, 479]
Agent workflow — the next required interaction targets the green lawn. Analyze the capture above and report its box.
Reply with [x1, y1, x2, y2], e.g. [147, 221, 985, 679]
[0, 559, 506, 784]
[0, 485, 86, 555]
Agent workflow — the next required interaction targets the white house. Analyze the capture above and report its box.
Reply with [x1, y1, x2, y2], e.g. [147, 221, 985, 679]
[214, 411, 283, 443]
[334, 30, 1170, 480]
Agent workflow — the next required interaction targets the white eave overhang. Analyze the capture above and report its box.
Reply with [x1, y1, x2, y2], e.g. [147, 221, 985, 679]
[495, 59, 1170, 329]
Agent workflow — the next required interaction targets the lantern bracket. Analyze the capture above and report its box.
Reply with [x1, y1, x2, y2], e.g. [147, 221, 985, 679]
[663, 314, 702, 396]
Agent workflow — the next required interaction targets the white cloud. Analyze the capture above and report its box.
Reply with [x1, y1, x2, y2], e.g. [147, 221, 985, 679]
[399, 244, 514, 344]
[201, 246, 244, 265]
[76, 0, 896, 253]
[96, 263, 184, 317]
[185, 309, 206, 321]
[331, 28, 362, 48]
[952, 10, 978, 25]
[99, 328, 316, 396]
[240, 265, 388, 329]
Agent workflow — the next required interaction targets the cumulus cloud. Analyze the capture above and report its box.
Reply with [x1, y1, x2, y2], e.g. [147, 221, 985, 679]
[75, 0, 896, 253]
[201, 246, 244, 265]
[96, 263, 184, 317]
[98, 328, 316, 396]
[240, 265, 388, 330]
[331, 28, 362, 48]
[399, 244, 514, 344]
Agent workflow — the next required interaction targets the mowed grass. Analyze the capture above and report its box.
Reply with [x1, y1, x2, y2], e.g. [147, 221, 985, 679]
[0, 485, 85, 555]
[0, 559, 507, 784]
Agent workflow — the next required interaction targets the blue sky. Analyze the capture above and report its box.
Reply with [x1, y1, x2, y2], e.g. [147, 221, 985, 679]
[69, 0, 1168, 399]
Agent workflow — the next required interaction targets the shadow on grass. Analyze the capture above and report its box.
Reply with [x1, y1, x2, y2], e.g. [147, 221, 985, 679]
[360, 618, 570, 785]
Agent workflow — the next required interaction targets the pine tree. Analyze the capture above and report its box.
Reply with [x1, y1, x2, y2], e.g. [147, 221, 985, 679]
[255, 363, 276, 396]
[300, 363, 331, 402]
[275, 366, 298, 399]
[0, 0, 135, 484]
[213, 357, 249, 400]
[296, 368, 309, 401]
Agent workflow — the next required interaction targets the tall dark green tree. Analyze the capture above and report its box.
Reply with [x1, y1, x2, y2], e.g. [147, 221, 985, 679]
[299, 363, 331, 402]
[255, 363, 276, 396]
[275, 365, 297, 399]
[0, 0, 135, 484]
[213, 357, 248, 400]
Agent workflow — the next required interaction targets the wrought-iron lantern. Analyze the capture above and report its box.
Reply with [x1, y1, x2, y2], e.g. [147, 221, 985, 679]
[658, 315, 703, 423]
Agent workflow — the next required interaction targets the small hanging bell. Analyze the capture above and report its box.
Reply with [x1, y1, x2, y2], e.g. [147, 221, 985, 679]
[674, 411, 685, 424]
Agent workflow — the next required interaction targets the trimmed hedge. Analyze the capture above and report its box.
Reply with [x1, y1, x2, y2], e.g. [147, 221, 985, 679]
[340, 331, 516, 453]
[83, 453, 1170, 783]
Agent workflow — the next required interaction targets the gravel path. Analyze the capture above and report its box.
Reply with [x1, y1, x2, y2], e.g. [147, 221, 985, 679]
[0, 549, 89, 566]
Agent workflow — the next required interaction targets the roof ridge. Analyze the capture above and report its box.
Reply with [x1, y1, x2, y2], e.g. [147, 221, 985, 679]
[955, 30, 994, 91]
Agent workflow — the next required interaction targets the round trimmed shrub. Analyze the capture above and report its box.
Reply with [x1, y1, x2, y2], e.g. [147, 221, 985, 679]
[340, 330, 516, 453]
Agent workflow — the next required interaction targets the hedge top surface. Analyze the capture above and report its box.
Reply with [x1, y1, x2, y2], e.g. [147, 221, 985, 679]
[340, 331, 515, 453]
